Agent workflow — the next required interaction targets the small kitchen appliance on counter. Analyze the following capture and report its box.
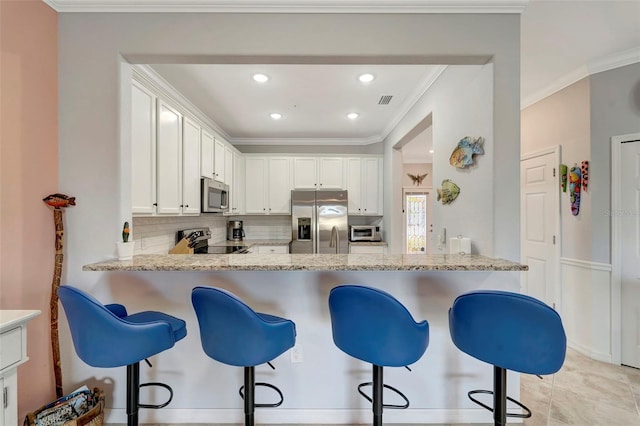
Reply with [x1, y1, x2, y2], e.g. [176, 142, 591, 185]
[349, 225, 381, 242]
[227, 220, 245, 242]
[176, 228, 248, 254]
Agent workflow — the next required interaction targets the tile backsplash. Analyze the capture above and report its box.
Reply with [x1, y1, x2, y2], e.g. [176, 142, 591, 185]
[229, 215, 291, 240]
[132, 214, 381, 254]
[132, 215, 291, 254]
[132, 215, 227, 254]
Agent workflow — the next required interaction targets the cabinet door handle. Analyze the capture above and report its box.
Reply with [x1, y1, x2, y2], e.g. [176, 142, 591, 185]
[184, 205, 189, 208]
[3, 386, 7, 409]
[153, 203, 158, 206]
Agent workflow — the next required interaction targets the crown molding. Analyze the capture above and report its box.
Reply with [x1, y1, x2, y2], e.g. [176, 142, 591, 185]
[132, 64, 233, 141]
[380, 65, 447, 141]
[521, 47, 640, 110]
[42, 0, 529, 14]
[230, 136, 383, 146]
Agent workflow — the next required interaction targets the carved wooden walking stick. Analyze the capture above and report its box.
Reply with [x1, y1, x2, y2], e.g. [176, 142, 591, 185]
[43, 193, 76, 398]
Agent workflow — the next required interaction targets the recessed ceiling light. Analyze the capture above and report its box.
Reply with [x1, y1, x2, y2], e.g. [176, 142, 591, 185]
[270, 113, 282, 120]
[429, 149, 434, 154]
[253, 73, 269, 83]
[358, 73, 375, 83]
[347, 112, 359, 120]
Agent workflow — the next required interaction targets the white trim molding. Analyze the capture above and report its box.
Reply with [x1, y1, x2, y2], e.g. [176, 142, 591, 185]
[522, 47, 640, 110]
[43, 0, 529, 14]
[559, 257, 614, 364]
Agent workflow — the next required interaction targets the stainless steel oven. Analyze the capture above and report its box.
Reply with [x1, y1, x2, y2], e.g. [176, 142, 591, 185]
[201, 178, 229, 213]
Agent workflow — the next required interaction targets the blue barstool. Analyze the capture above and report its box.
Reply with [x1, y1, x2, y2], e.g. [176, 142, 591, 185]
[449, 290, 566, 426]
[58, 285, 186, 426]
[328, 285, 429, 426]
[191, 286, 296, 426]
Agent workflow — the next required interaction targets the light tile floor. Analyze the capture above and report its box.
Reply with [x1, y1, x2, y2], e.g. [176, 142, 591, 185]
[109, 349, 640, 425]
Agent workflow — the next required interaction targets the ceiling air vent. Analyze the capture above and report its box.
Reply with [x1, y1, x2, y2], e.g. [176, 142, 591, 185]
[378, 95, 393, 105]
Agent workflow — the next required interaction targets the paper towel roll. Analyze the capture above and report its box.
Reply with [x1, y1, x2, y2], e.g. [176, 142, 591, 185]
[450, 237, 471, 254]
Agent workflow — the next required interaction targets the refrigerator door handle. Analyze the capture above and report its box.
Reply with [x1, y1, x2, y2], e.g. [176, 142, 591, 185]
[330, 226, 340, 254]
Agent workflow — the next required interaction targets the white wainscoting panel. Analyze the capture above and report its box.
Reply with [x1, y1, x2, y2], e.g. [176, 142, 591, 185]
[560, 258, 613, 363]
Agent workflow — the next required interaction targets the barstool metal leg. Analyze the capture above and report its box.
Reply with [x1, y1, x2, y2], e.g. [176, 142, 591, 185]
[126, 362, 140, 426]
[373, 365, 383, 426]
[493, 366, 507, 426]
[244, 366, 255, 426]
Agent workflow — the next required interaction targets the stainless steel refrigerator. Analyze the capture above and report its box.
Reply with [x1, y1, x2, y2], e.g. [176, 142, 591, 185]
[290, 190, 348, 254]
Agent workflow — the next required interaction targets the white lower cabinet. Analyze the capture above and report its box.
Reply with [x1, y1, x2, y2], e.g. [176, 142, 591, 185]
[0, 311, 39, 426]
[349, 245, 387, 254]
[245, 156, 292, 214]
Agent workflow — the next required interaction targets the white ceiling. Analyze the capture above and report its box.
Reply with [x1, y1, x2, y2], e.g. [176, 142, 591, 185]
[47, 0, 638, 148]
[150, 64, 444, 144]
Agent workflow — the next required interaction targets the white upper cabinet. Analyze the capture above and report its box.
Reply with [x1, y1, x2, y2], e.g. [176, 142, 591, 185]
[200, 129, 214, 179]
[131, 80, 157, 214]
[245, 156, 291, 214]
[268, 157, 292, 214]
[362, 157, 382, 215]
[318, 157, 344, 189]
[156, 99, 182, 215]
[346, 157, 383, 215]
[293, 157, 344, 189]
[231, 151, 245, 215]
[214, 138, 225, 183]
[346, 157, 362, 214]
[293, 157, 318, 189]
[224, 146, 233, 186]
[182, 117, 201, 215]
[245, 157, 267, 214]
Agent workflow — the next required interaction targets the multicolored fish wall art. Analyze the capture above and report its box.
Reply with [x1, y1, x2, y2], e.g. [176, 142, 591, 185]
[581, 160, 589, 191]
[43, 193, 76, 209]
[449, 136, 485, 169]
[569, 166, 581, 216]
[560, 164, 568, 192]
[437, 179, 460, 205]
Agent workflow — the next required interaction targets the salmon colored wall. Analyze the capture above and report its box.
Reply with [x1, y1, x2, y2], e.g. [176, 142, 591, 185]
[0, 0, 58, 418]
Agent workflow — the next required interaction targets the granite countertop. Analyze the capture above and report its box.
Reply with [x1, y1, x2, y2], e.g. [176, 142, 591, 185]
[349, 241, 388, 246]
[211, 239, 291, 247]
[83, 254, 527, 272]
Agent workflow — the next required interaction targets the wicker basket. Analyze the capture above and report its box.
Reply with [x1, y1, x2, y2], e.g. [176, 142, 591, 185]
[24, 387, 105, 426]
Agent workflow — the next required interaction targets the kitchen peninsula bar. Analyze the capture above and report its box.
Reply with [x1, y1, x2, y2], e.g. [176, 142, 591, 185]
[83, 253, 526, 272]
[80, 254, 527, 424]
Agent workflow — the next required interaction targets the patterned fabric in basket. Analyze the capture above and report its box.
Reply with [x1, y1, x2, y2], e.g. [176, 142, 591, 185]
[24, 387, 104, 426]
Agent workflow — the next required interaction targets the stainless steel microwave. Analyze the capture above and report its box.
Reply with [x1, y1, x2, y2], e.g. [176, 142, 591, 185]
[350, 225, 381, 241]
[201, 178, 229, 213]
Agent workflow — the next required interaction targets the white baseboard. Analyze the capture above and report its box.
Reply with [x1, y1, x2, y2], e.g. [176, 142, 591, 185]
[567, 340, 613, 364]
[105, 408, 497, 424]
[560, 257, 614, 364]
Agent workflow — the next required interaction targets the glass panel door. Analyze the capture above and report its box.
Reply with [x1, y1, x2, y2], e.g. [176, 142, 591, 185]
[405, 192, 428, 253]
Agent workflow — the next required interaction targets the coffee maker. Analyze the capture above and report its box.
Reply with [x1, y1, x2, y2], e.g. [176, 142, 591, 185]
[227, 220, 245, 242]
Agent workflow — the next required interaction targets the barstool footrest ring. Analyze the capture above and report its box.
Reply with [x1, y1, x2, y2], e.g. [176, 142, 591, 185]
[138, 382, 173, 409]
[357, 382, 410, 409]
[239, 382, 284, 408]
[468, 389, 532, 418]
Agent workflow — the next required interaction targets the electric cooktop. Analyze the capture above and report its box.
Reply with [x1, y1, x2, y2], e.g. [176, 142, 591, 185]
[206, 245, 249, 254]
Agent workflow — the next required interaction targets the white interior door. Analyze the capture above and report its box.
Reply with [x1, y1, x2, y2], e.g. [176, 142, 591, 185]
[620, 138, 640, 368]
[520, 149, 559, 307]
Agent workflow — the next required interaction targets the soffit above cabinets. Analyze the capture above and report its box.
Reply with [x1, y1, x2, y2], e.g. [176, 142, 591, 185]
[42, 0, 530, 14]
